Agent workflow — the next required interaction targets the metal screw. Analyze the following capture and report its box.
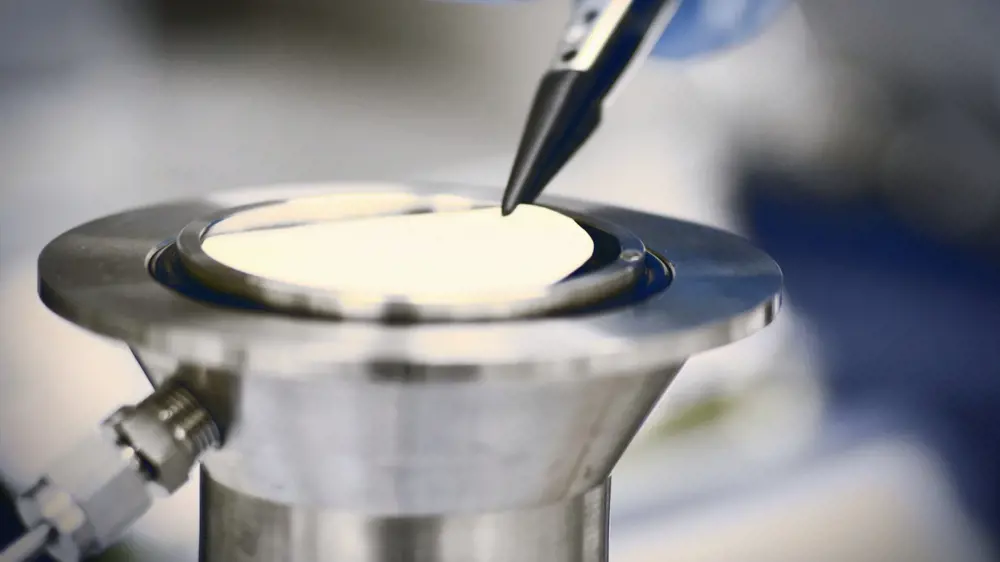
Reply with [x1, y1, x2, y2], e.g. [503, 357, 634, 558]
[621, 249, 644, 263]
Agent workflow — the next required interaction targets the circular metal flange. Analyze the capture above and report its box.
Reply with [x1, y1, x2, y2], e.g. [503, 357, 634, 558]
[173, 193, 647, 322]
[37, 182, 782, 379]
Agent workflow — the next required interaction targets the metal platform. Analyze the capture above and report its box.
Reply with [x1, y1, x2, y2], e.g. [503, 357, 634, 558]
[32, 181, 782, 562]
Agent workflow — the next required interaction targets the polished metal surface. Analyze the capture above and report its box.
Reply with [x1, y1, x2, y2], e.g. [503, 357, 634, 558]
[552, 1, 680, 76]
[135, 348, 682, 517]
[35, 181, 782, 562]
[38, 181, 781, 376]
[175, 193, 646, 322]
[201, 473, 610, 562]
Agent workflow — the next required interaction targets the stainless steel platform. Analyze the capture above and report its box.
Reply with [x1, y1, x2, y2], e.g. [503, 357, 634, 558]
[32, 181, 781, 562]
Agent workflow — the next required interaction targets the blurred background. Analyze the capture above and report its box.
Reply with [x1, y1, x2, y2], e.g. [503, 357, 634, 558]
[2, 0, 1000, 560]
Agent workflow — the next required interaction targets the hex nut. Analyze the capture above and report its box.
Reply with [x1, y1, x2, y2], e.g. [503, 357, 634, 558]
[18, 431, 152, 560]
[112, 407, 197, 493]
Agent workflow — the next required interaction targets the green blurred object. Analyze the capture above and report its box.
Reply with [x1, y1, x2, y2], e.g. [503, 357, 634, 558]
[653, 394, 739, 437]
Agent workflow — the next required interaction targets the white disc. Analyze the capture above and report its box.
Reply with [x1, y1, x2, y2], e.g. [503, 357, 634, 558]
[201, 204, 595, 300]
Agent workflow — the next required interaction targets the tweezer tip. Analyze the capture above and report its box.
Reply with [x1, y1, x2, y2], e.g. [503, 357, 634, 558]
[500, 200, 518, 216]
[500, 183, 523, 216]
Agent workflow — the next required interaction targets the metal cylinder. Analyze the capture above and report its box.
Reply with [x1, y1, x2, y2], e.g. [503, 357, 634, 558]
[200, 472, 610, 562]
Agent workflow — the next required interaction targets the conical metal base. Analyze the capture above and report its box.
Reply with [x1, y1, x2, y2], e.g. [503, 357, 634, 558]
[38, 181, 782, 562]
[136, 348, 679, 562]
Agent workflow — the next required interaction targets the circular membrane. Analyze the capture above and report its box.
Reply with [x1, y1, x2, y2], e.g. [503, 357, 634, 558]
[201, 204, 595, 299]
[174, 192, 647, 321]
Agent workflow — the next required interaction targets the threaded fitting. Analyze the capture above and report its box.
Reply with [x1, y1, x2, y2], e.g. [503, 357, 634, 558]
[137, 383, 220, 457]
[108, 381, 221, 493]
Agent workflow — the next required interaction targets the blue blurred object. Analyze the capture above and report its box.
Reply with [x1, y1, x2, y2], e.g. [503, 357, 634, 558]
[432, 0, 789, 59]
[738, 170, 1000, 542]
[651, 0, 789, 58]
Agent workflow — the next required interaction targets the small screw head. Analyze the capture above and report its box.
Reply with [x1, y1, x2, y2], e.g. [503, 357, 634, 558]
[621, 250, 644, 263]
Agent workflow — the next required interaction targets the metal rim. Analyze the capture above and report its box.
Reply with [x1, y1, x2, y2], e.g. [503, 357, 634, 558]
[173, 195, 647, 322]
[37, 181, 783, 380]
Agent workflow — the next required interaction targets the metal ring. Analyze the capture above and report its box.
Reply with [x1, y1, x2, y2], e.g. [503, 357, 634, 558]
[174, 194, 647, 322]
[37, 181, 782, 379]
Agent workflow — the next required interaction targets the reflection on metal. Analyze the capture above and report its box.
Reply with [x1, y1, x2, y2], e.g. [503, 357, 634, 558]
[30, 181, 782, 562]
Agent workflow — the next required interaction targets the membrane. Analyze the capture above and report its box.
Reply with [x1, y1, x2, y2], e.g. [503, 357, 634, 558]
[201, 204, 595, 299]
